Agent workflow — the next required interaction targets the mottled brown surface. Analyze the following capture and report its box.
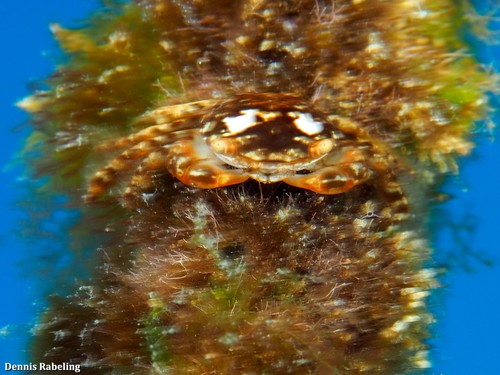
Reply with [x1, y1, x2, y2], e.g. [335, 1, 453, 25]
[21, 0, 492, 374]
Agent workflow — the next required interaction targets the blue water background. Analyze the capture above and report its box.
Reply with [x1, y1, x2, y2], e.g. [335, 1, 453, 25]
[0, 2, 498, 373]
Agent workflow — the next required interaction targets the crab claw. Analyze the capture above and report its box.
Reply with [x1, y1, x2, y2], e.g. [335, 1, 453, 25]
[166, 140, 249, 189]
[284, 162, 373, 195]
[177, 161, 249, 189]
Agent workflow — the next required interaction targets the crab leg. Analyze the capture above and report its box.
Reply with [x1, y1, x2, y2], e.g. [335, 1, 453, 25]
[85, 138, 167, 201]
[136, 99, 216, 125]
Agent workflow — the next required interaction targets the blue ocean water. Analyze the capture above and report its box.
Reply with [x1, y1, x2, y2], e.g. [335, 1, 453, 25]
[0, 1, 498, 373]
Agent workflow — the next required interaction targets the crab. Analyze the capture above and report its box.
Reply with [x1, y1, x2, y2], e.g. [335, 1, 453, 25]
[85, 93, 395, 201]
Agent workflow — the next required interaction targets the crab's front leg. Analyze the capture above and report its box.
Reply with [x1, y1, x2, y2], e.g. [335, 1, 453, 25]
[284, 147, 374, 195]
[167, 139, 249, 189]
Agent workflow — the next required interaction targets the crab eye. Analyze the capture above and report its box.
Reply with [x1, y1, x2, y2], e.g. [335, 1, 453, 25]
[210, 138, 239, 156]
[308, 138, 334, 158]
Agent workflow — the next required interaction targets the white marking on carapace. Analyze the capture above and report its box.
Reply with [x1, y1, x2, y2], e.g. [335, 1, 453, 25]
[288, 112, 324, 135]
[257, 111, 281, 122]
[222, 109, 259, 135]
